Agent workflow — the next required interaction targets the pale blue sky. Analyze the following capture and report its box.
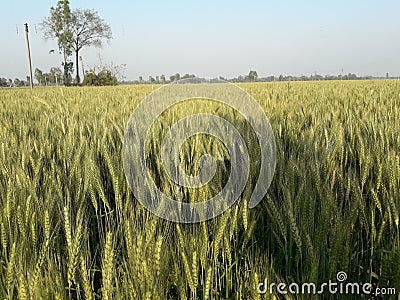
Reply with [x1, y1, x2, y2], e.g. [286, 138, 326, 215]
[2, 0, 400, 80]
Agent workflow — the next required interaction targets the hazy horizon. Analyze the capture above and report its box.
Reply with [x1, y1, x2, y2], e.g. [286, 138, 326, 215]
[2, 0, 400, 81]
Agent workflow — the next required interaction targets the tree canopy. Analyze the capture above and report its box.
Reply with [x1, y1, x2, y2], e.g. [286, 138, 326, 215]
[41, 0, 112, 85]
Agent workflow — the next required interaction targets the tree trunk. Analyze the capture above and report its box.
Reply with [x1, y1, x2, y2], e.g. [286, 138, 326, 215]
[63, 50, 69, 86]
[75, 49, 80, 85]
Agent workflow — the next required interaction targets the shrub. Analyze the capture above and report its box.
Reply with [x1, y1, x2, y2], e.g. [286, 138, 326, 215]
[83, 69, 118, 86]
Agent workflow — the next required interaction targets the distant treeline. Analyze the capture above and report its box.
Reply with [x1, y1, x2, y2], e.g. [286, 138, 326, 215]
[0, 77, 31, 87]
[122, 71, 399, 85]
[1, 71, 399, 87]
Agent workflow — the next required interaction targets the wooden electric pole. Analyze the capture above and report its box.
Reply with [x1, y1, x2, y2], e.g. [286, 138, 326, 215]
[24, 23, 33, 89]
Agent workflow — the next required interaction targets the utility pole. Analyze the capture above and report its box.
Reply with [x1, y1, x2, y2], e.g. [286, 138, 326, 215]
[24, 23, 33, 89]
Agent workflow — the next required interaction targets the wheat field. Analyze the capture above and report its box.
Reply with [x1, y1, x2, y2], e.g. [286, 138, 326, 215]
[0, 81, 399, 299]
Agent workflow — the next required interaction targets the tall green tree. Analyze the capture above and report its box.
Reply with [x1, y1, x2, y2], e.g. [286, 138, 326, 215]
[69, 9, 112, 84]
[41, 0, 73, 86]
[42, 1, 112, 85]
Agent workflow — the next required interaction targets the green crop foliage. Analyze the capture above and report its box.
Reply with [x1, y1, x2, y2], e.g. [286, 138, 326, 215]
[0, 81, 399, 299]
